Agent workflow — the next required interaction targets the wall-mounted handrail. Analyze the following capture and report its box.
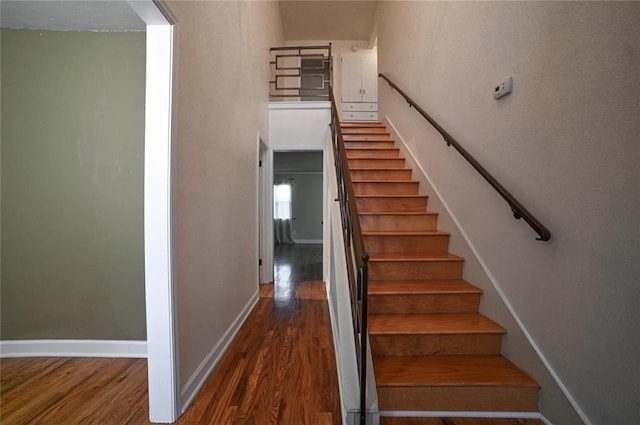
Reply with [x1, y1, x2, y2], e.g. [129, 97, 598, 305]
[379, 73, 551, 241]
[329, 89, 369, 425]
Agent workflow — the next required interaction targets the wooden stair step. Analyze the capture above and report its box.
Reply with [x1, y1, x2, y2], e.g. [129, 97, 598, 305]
[346, 147, 401, 159]
[342, 127, 389, 135]
[353, 181, 420, 196]
[368, 279, 482, 314]
[350, 169, 413, 181]
[369, 313, 505, 334]
[359, 212, 438, 231]
[368, 254, 464, 280]
[369, 313, 505, 356]
[349, 158, 406, 169]
[374, 355, 539, 412]
[340, 121, 384, 128]
[343, 134, 393, 141]
[345, 141, 396, 149]
[363, 231, 450, 255]
[356, 195, 428, 213]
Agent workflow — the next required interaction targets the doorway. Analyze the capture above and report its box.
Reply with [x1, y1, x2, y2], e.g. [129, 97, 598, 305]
[272, 151, 324, 294]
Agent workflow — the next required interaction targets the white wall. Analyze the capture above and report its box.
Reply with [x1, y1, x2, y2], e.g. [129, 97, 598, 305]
[283, 39, 373, 108]
[161, 0, 283, 411]
[376, 2, 640, 425]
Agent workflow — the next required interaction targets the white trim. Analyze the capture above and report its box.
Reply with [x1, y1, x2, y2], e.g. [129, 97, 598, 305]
[268, 101, 331, 110]
[293, 239, 323, 244]
[179, 290, 259, 413]
[386, 115, 589, 425]
[128, 1, 179, 422]
[271, 145, 326, 151]
[379, 411, 542, 419]
[0, 340, 147, 358]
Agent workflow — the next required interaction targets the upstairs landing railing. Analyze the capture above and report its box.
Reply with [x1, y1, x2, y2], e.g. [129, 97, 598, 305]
[329, 89, 370, 425]
[269, 45, 332, 101]
[379, 73, 551, 241]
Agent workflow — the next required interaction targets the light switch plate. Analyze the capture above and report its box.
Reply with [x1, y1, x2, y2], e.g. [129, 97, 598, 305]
[494, 76, 513, 100]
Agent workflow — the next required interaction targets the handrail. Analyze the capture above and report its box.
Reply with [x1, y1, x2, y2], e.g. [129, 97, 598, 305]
[379, 73, 551, 241]
[329, 89, 369, 425]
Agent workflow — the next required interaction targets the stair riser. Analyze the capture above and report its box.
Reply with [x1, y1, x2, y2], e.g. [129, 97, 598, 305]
[346, 149, 400, 159]
[359, 214, 438, 231]
[370, 334, 502, 356]
[343, 134, 392, 141]
[377, 386, 538, 412]
[354, 182, 419, 196]
[356, 197, 427, 213]
[368, 293, 481, 314]
[344, 141, 395, 148]
[364, 234, 450, 255]
[342, 128, 389, 135]
[348, 158, 405, 169]
[369, 261, 463, 280]
[340, 122, 384, 128]
[350, 170, 413, 181]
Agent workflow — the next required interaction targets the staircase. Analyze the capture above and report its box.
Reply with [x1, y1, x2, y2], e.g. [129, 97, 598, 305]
[340, 121, 539, 416]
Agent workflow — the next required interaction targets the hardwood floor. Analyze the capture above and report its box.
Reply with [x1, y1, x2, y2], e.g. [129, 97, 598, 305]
[1, 357, 149, 424]
[1, 243, 542, 425]
[0, 243, 340, 425]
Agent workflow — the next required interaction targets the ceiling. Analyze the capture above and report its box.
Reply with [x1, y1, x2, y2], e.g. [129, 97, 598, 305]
[279, 0, 378, 41]
[1, 0, 378, 40]
[0, 1, 145, 31]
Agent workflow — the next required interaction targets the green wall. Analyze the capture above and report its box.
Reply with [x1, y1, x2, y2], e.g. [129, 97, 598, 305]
[1, 29, 146, 340]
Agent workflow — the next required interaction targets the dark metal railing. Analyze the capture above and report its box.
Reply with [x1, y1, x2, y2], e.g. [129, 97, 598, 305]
[379, 73, 551, 241]
[269, 45, 332, 101]
[329, 89, 369, 425]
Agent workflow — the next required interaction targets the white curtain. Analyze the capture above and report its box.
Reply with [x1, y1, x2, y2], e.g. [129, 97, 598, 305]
[274, 182, 294, 244]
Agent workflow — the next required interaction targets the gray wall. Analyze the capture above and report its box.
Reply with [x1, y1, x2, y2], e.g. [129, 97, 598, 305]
[274, 151, 323, 242]
[376, 2, 639, 424]
[1, 29, 146, 340]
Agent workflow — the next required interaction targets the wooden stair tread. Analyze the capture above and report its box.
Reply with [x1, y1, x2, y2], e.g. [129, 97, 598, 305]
[368, 314, 506, 335]
[356, 195, 426, 199]
[363, 231, 449, 236]
[350, 167, 409, 171]
[353, 179, 416, 183]
[346, 146, 399, 150]
[368, 280, 482, 295]
[340, 122, 384, 127]
[373, 355, 539, 388]
[359, 212, 437, 217]
[369, 253, 464, 262]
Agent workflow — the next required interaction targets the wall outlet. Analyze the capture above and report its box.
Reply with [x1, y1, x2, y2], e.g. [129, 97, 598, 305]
[494, 76, 513, 100]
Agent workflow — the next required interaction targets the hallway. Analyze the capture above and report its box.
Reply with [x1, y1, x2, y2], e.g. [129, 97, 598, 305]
[0, 243, 341, 425]
[175, 242, 341, 424]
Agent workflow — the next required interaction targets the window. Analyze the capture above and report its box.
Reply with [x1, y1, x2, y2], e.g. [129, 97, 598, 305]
[274, 183, 292, 220]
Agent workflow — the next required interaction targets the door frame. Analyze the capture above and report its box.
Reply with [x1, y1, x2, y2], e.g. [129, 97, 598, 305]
[128, 1, 179, 422]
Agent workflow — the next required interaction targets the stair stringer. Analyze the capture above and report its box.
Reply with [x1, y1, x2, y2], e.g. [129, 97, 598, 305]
[325, 131, 380, 425]
[383, 115, 581, 425]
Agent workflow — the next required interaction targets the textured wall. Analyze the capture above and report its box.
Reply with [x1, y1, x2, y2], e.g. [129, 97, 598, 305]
[376, 2, 640, 424]
[1, 29, 146, 340]
[161, 1, 283, 390]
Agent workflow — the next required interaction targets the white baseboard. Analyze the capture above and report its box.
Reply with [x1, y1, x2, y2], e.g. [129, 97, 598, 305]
[385, 116, 572, 425]
[179, 290, 259, 413]
[0, 339, 147, 358]
[293, 239, 323, 244]
[379, 411, 542, 419]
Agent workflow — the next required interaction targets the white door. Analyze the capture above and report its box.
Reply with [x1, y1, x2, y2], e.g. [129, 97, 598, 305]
[341, 54, 363, 102]
[361, 52, 378, 103]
